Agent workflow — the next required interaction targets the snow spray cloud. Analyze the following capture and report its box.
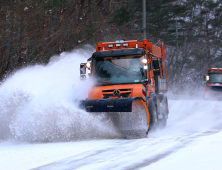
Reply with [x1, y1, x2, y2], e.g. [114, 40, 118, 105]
[149, 99, 222, 137]
[0, 46, 119, 142]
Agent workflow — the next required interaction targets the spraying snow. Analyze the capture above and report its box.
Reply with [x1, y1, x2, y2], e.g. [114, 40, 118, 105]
[0, 46, 119, 142]
[149, 99, 222, 137]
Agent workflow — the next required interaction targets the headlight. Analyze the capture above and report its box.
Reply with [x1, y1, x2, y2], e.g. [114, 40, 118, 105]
[86, 62, 91, 68]
[142, 59, 147, 64]
[206, 75, 209, 81]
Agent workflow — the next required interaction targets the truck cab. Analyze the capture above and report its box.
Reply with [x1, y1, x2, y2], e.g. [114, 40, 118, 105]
[85, 48, 148, 99]
[204, 68, 222, 99]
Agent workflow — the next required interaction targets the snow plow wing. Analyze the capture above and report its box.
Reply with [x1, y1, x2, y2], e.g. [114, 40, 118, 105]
[79, 97, 150, 138]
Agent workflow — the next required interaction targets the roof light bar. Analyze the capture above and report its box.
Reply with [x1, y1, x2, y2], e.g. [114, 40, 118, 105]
[97, 42, 102, 47]
[115, 43, 121, 47]
[115, 40, 124, 43]
[123, 43, 128, 47]
[108, 44, 114, 48]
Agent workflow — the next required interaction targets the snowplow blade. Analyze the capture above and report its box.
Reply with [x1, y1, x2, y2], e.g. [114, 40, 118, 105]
[79, 97, 142, 112]
[79, 97, 150, 138]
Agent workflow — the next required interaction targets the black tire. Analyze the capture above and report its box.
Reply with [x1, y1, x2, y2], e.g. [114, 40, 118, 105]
[165, 96, 169, 115]
[148, 98, 157, 131]
[156, 95, 168, 128]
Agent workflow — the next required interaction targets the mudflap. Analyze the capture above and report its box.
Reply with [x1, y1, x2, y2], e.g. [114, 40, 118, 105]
[148, 94, 169, 131]
[79, 97, 149, 138]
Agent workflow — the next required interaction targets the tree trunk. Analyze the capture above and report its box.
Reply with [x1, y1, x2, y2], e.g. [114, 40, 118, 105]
[39, 10, 47, 61]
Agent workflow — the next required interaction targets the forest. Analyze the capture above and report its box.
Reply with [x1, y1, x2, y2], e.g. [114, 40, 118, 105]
[1, 0, 222, 94]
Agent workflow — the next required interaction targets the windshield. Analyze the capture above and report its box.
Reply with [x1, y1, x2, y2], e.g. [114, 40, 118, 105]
[209, 74, 222, 83]
[93, 55, 145, 85]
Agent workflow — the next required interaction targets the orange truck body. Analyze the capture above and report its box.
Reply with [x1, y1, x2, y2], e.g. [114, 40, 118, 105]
[79, 39, 169, 136]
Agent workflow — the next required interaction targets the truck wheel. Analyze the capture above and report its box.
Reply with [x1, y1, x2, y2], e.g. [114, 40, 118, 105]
[148, 98, 157, 131]
[157, 95, 168, 128]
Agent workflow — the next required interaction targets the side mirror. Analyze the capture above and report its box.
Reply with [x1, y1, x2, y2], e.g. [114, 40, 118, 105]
[80, 63, 86, 80]
[80, 63, 86, 74]
[152, 59, 159, 70]
[204, 75, 206, 81]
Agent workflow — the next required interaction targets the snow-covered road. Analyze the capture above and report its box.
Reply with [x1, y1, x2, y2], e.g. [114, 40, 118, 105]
[1, 49, 222, 170]
[1, 99, 222, 170]
[33, 130, 222, 170]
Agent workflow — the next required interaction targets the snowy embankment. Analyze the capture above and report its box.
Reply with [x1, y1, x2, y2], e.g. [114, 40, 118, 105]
[0, 48, 222, 170]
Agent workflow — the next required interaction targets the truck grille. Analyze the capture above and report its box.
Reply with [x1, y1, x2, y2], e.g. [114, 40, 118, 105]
[102, 89, 132, 98]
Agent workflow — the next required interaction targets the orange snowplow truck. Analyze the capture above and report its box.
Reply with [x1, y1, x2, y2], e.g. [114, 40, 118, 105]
[79, 39, 169, 137]
[204, 68, 222, 99]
